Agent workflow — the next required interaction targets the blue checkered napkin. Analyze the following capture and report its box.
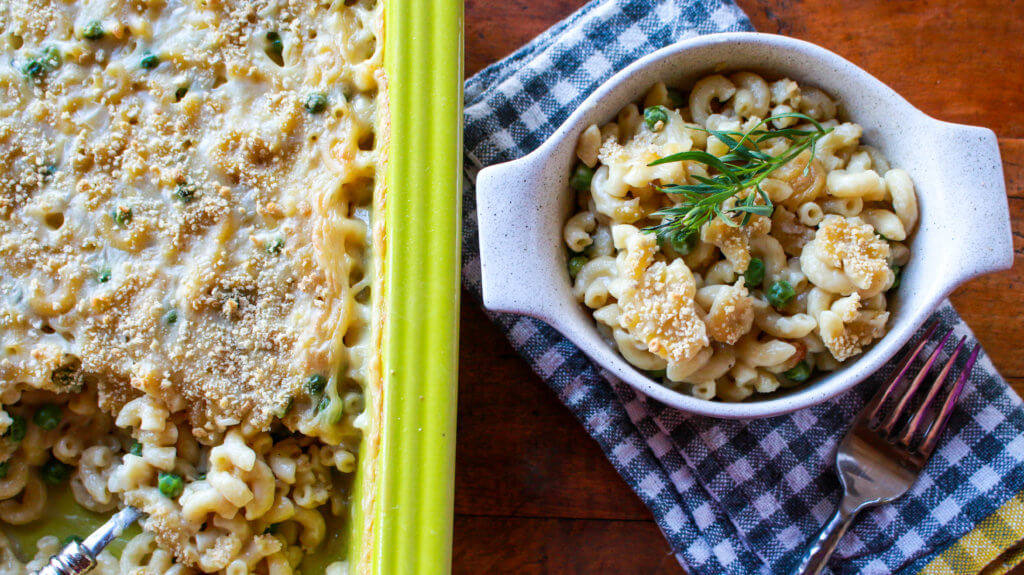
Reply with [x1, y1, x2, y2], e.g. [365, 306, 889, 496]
[460, 1, 1024, 573]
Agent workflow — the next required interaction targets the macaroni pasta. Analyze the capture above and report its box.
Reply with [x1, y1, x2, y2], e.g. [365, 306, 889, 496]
[0, 0, 383, 572]
[564, 73, 917, 401]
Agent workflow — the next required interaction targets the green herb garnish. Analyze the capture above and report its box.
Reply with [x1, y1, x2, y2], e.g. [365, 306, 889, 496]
[129, 441, 142, 456]
[644, 113, 833, 246]
[97, 267, 111, 283]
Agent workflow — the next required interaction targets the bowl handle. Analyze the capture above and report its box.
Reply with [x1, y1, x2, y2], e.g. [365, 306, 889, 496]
[476, 152, 566, 323]
[931, 122, 1014, 290]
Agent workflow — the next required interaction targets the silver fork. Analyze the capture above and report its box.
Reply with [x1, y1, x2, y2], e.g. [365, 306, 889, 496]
[792, 322, 980, 575]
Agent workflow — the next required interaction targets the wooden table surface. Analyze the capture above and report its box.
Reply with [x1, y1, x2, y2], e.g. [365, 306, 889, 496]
[455, 1, 1024, 572]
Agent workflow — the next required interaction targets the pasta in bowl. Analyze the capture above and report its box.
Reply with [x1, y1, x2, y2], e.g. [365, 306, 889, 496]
[563, 73, 916, 402]
[476, 33, 1012, 418]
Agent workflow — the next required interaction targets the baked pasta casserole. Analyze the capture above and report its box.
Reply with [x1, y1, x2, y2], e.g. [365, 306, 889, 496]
[0, 0, 383, 572]
[563, 73, 917, 401]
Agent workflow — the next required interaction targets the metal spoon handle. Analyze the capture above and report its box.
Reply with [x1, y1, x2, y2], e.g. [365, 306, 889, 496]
[32, 507, 143, 575]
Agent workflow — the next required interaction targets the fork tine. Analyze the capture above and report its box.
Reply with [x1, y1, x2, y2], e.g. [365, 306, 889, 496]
[877, 328, 954, 436]
[865, 320, 940, 424]
[918, 344, 980, 457]
[897, 337, 966, 448]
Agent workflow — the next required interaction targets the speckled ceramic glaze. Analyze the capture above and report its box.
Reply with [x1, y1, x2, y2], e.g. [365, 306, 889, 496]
[475, 32, 1013, 418]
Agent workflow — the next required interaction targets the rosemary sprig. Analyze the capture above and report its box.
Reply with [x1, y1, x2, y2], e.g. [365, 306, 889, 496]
[644, 112, 833, 245]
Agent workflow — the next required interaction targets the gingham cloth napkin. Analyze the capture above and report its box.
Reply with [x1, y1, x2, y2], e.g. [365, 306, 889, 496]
[460, 1, 1024, 573]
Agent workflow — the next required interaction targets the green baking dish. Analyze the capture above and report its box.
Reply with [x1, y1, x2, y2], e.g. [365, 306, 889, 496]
[3, 0, 463, 572]
[365, 0, 464, 573]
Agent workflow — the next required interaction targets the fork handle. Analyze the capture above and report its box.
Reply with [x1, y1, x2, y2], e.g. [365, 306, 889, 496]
[792, 502, 859, 575]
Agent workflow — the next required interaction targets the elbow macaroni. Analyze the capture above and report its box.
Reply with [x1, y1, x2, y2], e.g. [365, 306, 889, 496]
[562, 72, 918, 401]
[0, 0, 382, 573]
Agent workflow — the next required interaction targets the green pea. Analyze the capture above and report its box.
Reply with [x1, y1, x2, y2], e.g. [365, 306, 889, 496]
[5, 415, 26, 443]
[83, 21, 105, 40]
[568, 255, 588, 279]
[128, 441, 142, 456]
[647, 369, 667, 380]
[665, 88, 686, 109]
[766, 280, 796, 309]
[305, 374, 327, 395]
[140, 51, 159, 70]
[0, 461, 8, 479]
[743, 258, 765, 288]
[305, 92, 328, 114]
[22, 59, 45, 79]
[163, 309, 178, 325]
[174, 86, 189, 101]
[33, 404, 62, 430]
[42, 47, 62, 68]
[158, 472, 184, 498]
[316, 395, 330, 414]
[62, 535, 83, 546]
[40, 458, 71, 484]
[111, 206, 132, 226]
[782, 360, 813, 383]
[569, 163, 595, 191]
[644, 105, 669, 131]
[667, 231, 698, 256]
[890, 265, 902, 291]
[23, 47, 61, 80]
[97, 267, 111, 283]
[266, 236, 285, 255]
[265, 31, 285, 66]
[175, 182, 196, 202]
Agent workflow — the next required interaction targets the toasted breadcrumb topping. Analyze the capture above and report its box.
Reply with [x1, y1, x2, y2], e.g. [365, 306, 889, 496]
[814, 215, 893, 293]
[705, 280, 754, 345]
[611, 226, 709, 364]
[701, 213, 771, 273]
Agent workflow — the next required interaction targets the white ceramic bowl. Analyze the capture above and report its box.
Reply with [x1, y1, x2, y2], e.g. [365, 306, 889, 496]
[475, 32, 1012, 418]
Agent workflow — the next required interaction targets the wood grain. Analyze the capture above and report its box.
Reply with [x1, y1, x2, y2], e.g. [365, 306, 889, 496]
[458, 1, 1024, 573]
